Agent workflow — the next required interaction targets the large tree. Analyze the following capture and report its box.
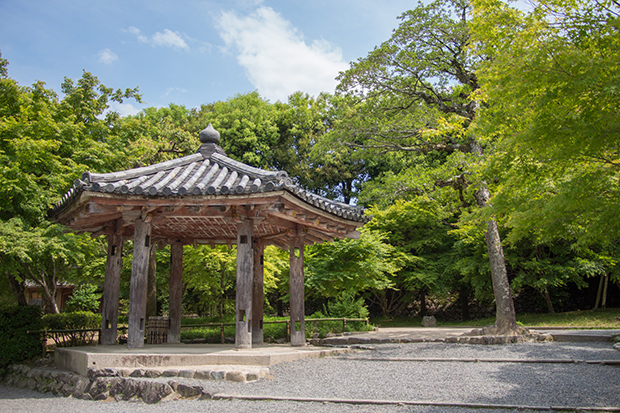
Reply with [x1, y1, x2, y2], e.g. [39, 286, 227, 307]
[331, 0, 522, 334]
[470, 0, 620, 306]
[471, 0, 620, 246]
[0, 57, 143, 310]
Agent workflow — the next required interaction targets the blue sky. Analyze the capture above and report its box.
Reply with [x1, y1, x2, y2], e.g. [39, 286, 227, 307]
[0, 0, 415, 115]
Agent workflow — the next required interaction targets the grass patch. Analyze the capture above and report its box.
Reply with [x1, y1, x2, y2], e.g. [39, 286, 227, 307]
[515, 308, 620, 328]
[370, 316, 424, 328]
[371, 308, 620, 329]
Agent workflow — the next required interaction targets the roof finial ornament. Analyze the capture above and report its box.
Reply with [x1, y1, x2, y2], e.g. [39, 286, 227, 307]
[199, 123, 220, 144]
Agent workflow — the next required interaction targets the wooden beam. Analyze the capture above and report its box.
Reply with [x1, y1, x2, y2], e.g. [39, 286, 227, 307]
[268, 211, 351, 238]
[307, 228, 334, 243]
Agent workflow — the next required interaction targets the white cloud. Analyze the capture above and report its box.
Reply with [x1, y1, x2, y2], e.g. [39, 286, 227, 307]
[152, 29, 189, 50]
[161, 87, 188, 99]
[97, 48, 118, 64]
[217, 6, 348, 102]
[127, 26, 148, 43]
[127, 26, 190, 51]
[108, 101, 142, 117]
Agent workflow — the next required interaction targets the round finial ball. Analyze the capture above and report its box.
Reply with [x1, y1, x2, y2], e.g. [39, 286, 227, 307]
[199, 123, 220, 144]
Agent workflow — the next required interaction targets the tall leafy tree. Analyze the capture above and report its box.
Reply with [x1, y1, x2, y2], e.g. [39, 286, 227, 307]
[133, 104, 199, 165]
[0, 57, 143, 310]
[331, 0, 521, 333]
[471, 0, 620, 302]
[365, 199, 463, 317]
[195, 92, 280, 169]
[471, 0, 620, 246]
[305, 229, 403, 298]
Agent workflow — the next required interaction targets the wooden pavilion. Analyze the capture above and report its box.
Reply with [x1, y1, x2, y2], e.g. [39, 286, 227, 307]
[50, 125, 369, 349]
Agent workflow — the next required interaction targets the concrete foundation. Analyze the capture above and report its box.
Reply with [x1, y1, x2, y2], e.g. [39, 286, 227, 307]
[55, 344, 351, 377]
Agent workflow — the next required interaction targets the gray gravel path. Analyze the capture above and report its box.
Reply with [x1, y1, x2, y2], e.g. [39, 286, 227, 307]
[338, 341, 620, 361]
[1, 341, 619, 412]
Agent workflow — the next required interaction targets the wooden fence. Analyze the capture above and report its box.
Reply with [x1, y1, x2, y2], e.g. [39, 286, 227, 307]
[29, 317, 369, 350]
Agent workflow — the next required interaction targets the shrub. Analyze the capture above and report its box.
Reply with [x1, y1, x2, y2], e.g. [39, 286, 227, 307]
[0, 305, 43, 374]
[263, 321, 287, 342]
[42, 311, 102, 347]
[306, 312, 343, 338]
[65, 283, 101, 313]
[323, 292, 370, 319]
[180, 324, 235, 343]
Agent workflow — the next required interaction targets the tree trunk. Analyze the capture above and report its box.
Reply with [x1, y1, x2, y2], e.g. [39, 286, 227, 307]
[594, 274, 604, 310]
[219, 265, 226, 320]
[40, 280, 59, 314]
[459, 285, 470, 321]
[419, 289, 427, 317]
[6, 272, 28, 306]
[544, 290, 555, 314]
[601, 275, 609, 310]
[168, 242, 183, 344]
[37, 266, 59, 314]
[378, 290, 388, 317]
[473, 182, 519, 335]
[276, 292, 284, 317]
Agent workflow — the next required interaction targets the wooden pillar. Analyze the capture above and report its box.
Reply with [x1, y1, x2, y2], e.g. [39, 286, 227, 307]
[252, 241, 265, 345]
[235, 219, 253, 349]
[127, 219, 152, 349]
[146, 243, 157, 319]
[289, 234, 305, 346]
[168, 242, 183, 344]
[101, 233, 123, 345]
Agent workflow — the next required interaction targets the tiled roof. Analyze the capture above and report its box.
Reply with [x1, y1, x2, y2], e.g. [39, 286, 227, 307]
[50, 125, 368, 224]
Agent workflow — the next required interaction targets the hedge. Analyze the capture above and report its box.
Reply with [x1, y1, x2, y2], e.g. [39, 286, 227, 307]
[0, 305, 43, 374]
[42, 311, 102, 347]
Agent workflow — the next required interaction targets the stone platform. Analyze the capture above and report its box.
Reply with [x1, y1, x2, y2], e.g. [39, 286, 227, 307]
[55, 343, 352, 377]
[316, 327, 620, 345]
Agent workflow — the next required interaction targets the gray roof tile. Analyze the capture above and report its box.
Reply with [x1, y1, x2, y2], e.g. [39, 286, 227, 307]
[51, 128, 369, 223]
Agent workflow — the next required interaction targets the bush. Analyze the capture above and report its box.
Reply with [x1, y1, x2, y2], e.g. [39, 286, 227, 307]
[180, 324, 236, 343]
[263, 321, 287, 342]
[0, 305, 43, 374]
[42, 311, 102, 347]
[323, 292, 370, 319]
[306, 312, 343, 338]
[65, 283, 101, 313]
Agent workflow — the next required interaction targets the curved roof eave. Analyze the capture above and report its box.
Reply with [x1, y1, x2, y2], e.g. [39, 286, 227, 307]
[50, 141, 370, 225]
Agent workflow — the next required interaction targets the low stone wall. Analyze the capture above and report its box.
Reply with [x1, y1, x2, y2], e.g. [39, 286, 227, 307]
[445, 333, 554, 344]
[312, 332, 554, 346]
[2, 362, 262, 404]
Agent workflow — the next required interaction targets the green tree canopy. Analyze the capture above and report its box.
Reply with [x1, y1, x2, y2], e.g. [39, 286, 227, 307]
[330, 0, 521, 332]
[0, 57, 143, 311]
[471, 0, 620, 246]
[305, 229, 403, 298]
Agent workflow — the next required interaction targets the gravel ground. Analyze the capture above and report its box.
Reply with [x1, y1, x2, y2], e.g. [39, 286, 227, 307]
[337, 341, 620, 361]
[1, 341, 619, 412]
